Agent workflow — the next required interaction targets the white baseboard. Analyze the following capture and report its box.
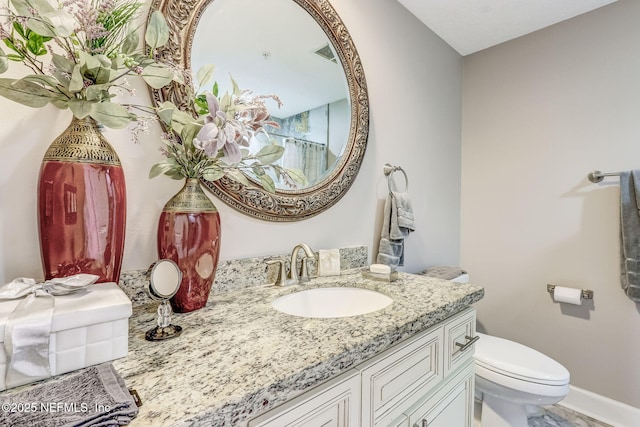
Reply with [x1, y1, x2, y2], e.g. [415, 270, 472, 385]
[557, 385, 640, 427]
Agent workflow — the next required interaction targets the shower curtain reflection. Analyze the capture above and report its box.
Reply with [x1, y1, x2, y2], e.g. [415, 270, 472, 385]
[247, 133, 330, 188]
[281, 137, 327, 185]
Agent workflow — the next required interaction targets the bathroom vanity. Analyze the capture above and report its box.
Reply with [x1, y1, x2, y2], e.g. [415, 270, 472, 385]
[111, 268, 483, 426]
[249, 307, 477, 426]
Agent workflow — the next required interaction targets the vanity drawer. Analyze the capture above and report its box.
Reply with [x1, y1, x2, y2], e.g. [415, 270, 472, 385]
[359, 327, 443, 426]
[443, 307, 477, 376]
[248, 370, 360, 427]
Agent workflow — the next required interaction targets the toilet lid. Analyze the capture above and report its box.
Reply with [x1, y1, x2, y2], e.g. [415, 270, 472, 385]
[473, 333, 570, 386]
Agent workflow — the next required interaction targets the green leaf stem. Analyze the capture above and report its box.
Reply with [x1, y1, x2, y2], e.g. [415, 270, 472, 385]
[254, 145, 285, 164]
[149, 161, 177, 179]
[51, 53, 75, 74]
[141, 64, 175, 89]
[259, 174, 276, 193]
[286, 168, 308, 186]
[145, 11, 169, 50]
[68, 99, 94, 119]
[226, 168, 252, 187]
[196, 64, 215, 90]
[0, 78, 51, 107]
[0, 49, 8, 74]
[202, 165, 225, 182]
[90, 102, 134, 129]
[121, 31, 139, 55]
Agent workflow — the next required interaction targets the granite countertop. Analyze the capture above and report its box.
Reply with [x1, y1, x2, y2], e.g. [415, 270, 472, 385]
[115, 269, 484, 426]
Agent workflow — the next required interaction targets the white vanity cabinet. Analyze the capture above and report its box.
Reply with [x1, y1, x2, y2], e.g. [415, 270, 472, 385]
[405, 362, 474, 427]
[247, 308, 477, 427]
[359, 326, 442, 426]
[248, 370, 361, 427]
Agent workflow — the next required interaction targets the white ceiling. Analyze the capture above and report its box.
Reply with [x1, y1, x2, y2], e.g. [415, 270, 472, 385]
[190, 0, 620, 117]
[396, 0, 619, 56]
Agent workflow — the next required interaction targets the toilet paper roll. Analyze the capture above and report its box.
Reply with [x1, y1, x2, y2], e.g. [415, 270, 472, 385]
[553, 286, 582, 305]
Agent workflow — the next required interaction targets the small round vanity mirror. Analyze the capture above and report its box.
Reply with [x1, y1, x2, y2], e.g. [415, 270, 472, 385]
[148, 259, 182, 300]
[145, 259, 183, 341]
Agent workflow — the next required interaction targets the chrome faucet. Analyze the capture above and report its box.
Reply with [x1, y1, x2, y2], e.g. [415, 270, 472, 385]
[265, 243, 315, 286]
[287, 243, 315, 285]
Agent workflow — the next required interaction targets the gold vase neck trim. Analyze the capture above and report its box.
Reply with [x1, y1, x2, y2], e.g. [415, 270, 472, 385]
[163, 179, 218, 213]
[43, 117, 121, 166]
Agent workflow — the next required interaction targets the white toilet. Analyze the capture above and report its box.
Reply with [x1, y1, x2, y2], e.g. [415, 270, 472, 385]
[450, 274, 570, 427]
[474, 332, 570, 427]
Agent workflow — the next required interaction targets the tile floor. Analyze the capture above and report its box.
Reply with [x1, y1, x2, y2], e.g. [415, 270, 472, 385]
[528, 405, 613, 427]
[474, 400, 613, 427]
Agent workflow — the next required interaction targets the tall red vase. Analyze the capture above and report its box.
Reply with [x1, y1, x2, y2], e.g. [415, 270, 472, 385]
[38, 117, 126, 282]
[157, 178, 221, 313]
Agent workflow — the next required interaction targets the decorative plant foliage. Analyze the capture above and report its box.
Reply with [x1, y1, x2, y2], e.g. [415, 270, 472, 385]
[150, 67, 306, 192]
[0, 0, 178, 129]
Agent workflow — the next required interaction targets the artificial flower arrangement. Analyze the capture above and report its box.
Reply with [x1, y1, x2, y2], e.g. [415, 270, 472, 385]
[0, 0, 177, 129]
[0, 0, 300, 190]
[150, 64, 306, 192]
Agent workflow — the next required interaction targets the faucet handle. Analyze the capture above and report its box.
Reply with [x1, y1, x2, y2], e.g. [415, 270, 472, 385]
[266, 259, 288, 287]
[299, 258, 311, 282]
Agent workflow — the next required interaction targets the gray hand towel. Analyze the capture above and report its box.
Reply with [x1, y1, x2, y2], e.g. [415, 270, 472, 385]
[0, 363, 138, 427]
[620, 171, 640, 302]
[389, 191, 415, 240]
[377, 191, 415, 269]
[420, 266, 467, 280]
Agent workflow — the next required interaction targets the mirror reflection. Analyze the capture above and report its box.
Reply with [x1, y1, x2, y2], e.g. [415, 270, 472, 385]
[191, 0, 350, 189]
[150, 0, 369, 221]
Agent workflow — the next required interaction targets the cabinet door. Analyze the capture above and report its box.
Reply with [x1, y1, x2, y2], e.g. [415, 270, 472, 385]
[248, 370, 360, 427]
[406, 361, 474, 427]
[359, 327, 443, 426]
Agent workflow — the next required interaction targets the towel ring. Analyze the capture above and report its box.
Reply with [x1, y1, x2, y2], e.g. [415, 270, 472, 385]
[383, 163, 408, 193]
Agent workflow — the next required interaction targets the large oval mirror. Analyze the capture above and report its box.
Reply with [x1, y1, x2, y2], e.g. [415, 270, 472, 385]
[149, 0, 369, 221]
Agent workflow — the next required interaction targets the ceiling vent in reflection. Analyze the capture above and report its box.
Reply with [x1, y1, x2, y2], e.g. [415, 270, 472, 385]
[314, 44, 337, 63]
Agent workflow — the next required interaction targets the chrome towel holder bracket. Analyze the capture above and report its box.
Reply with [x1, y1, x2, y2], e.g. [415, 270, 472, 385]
[383, 163, 408, 192]
[588, 170, 622, 183]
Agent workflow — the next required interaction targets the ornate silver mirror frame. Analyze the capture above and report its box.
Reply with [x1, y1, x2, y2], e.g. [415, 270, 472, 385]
[148, 0, 369, 221]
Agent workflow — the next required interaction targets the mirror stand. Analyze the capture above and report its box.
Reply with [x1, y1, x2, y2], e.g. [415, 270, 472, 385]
[145, 259, 184, 341]
[146, 301, 183, 341]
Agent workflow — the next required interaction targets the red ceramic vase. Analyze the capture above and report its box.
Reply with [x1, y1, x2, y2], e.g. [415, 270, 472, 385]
[38, 117, 126, 282]
[157, 178, 221, 313]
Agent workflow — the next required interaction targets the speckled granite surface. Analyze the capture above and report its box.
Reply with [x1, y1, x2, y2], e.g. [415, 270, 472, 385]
[119, 245, 369, 307]
[111, 269, 483, 426]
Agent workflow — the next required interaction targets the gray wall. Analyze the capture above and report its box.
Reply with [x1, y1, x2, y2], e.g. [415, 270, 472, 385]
[0, 0, 462, 281]
[461, 0, 640, 406]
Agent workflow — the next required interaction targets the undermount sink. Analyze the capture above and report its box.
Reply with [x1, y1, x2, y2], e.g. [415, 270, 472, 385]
[271, 287, 393, 318]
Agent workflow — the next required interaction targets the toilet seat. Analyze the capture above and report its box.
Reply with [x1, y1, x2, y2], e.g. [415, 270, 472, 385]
[474, 332, 569, 386]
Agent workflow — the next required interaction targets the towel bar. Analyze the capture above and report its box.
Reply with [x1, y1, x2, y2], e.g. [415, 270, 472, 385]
[547, 284, 593, 300]
[588, 170, 622, 183]
[383, 163, 408, 192]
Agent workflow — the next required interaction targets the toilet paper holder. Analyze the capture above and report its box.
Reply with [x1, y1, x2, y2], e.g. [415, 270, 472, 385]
[547, 284, 593, 300]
